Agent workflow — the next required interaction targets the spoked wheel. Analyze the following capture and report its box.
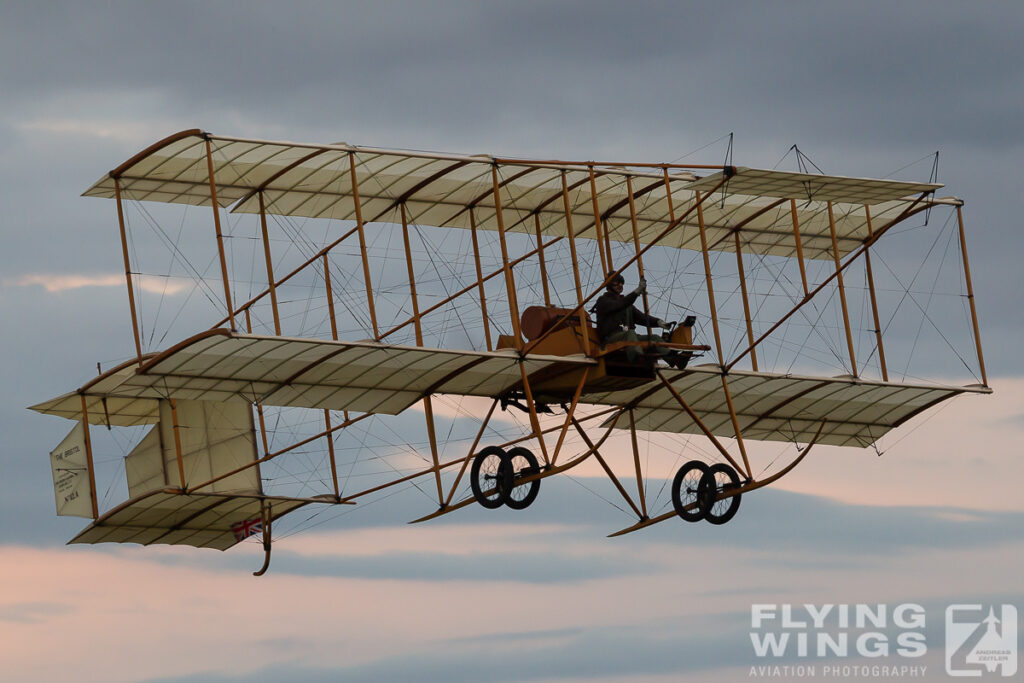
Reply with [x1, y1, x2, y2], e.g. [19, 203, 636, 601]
[502, 447, 541, 510]
[470, 446, 507, 509]
[671, 460, 709, 522]
[698, 463, 742, 525]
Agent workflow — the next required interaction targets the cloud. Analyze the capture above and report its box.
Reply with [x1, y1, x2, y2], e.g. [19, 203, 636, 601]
[2, 483, 1022, 682]
[15, 117, 175, 145]
[0, 601, 75, 624]
[9, 273, 191, 295]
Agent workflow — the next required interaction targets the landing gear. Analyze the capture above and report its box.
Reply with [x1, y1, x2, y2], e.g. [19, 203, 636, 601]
[700, 463, 742, 525]
[470, 446, 541, 510]
[503, 447, 541, 510]
[671, 460, 708, 522]
[470, 446, 507, 509]
[671, 460, 742, 524]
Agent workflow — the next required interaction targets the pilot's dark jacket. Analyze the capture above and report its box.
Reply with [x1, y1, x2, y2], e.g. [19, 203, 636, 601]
[594, 290, 659, 343]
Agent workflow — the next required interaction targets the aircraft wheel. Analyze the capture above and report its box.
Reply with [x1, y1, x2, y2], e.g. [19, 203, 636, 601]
[671, 460, 709, 522]
[699, 463, 742, 525]
[502, 447, 541, 510]
[470, 446, 507, 509]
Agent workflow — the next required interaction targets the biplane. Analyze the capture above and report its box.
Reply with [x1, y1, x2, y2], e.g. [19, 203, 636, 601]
[32, 129, 991, 574]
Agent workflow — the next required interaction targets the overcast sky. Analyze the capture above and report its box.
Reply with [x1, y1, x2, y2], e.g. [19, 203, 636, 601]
[1, 2, 1022, 681]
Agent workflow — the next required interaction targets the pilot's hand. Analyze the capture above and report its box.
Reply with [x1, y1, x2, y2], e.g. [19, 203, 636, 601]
[632, 278, 647, 295]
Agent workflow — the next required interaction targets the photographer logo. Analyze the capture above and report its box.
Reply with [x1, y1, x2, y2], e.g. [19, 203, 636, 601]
[945, 604, 1017, 677]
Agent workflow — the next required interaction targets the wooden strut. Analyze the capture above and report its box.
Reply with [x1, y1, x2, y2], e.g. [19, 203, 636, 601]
[725, 194, 934, 373]
[349, 151, 380, 338]
[695, 190, 725, 366]
[256, 403, 272, 455]
[492, 165, 523, 347]
[518, 363, 551, 465]
[956, 205, 988, 386]
[78, 395, 99, 519]
[549, 367, 591, 467]
[828, 202, 858, 377]
[534, 213, 552, 307]
[662, 168, 677, 222]
[443, 398, 499, 507]
[408, 409, 624, 524]
[570, 417, 644, 519]
[627, 410, 648, 519]
[324, 410, 340, 500]
[863, 205, 888, 381]
[168, 398, 187, 489]
[608, 419, 827, 537]
[204, 137, 236, 330]
[323, 254, 338, 340]
[602, 219, 615, 272]
[257, 191, 282, 335]
[321, 256, 341, 499]
[400, 202, 445, 505]
[655, 370, 745, 475]
[561, 172, 592, 356]
[470, 208, 494, 350]
[589, 166, 611, 274]
[790, 199, 809, 296]
[720, 374, 753, 480]
[626, 177, 654, 337]
[113, 178, 143, 363]
[734, 231, 758, 371]
[245, 397, 268, 511]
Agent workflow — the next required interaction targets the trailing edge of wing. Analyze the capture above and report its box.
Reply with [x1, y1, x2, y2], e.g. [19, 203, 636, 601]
[590, 366, 990, 447]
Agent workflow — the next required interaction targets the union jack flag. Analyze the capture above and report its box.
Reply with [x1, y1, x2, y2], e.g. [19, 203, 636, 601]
[230, 517, 263, 542]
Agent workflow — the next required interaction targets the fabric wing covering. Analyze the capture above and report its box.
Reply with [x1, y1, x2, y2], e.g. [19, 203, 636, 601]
[125, 399, 259, 497]
[71, 397, 301, 550]
[71, 491, 306, 550]
[29, 330, 595, 424]
[81, 130, 947, 262]
[588, 365, 980, 447]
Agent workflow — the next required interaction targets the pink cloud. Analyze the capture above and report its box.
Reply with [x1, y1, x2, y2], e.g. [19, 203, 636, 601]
[10, 273, 190, 295]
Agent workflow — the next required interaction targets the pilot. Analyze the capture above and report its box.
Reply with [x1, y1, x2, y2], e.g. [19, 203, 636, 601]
[594, 273, 688, 368]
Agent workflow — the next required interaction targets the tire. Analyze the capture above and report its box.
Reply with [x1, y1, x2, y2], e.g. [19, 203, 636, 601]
[502, 447, 541, 510]
[699, 463, 742, 525]
[470, 446, 507, 509]
[671, 460, 709, 522]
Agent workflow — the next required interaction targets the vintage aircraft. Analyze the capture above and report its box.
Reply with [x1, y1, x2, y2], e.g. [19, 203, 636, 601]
[33, 130, 990, 573]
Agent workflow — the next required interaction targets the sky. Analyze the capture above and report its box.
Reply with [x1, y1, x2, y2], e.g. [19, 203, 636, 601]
[1, 1, 1023, 681]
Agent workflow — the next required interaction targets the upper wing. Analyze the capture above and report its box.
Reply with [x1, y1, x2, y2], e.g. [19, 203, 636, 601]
[81, 130, 946, 262]
[586, 365, 990, 447]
